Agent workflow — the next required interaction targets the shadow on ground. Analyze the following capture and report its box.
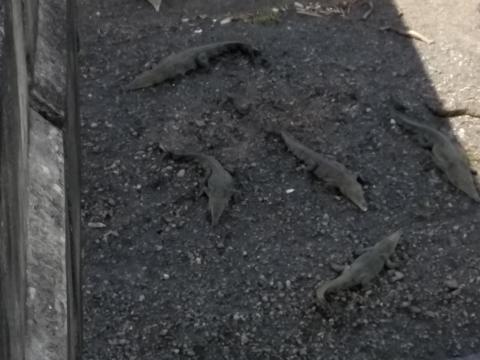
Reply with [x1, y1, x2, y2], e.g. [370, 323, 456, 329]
[79, 0, 480, 359]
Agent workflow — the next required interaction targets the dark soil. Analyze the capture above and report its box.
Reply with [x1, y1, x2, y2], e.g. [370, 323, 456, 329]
[79, 1, 480, 359]
[0, 4, 4, 76]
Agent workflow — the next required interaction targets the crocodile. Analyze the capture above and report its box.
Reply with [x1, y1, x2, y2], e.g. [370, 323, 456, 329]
[277, 130, 367, 211]
[171, 151, 234, 226]
[393, 111, 480, 202]
[316, 230, 402, 304]
[126, 41, 259, 90]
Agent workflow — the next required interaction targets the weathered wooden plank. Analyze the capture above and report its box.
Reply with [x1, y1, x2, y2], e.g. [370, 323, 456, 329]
[0, 0, 30, 359]
[65, 0, 82, 358]
[2, 0, 82, 358]
[26, 110, 67, 360]
[23, 0, 39, 74]
[31, 0, 66, 128]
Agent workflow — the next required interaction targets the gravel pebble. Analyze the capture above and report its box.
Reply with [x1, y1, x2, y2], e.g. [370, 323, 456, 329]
[87, 222, 107, 228]
[177, 169, 186, 177]
[445, 279, 459, 290]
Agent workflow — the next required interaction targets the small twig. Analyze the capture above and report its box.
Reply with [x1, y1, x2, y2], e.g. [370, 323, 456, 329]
[426, 102, 480, 119]
[296, 9, 324, 18]
[362, 0, 374, 20]
[146, 0, 162, 12]
[380, 25, 434, 44]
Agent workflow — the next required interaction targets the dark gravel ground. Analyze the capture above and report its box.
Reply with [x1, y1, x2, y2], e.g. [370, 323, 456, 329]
[79, 1, 480, 359]
[0, 4, 4, 78]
